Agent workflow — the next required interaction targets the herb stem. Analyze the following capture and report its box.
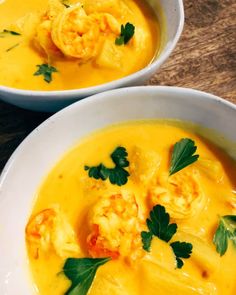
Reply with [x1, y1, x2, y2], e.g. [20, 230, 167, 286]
[6, 43, 19, 52]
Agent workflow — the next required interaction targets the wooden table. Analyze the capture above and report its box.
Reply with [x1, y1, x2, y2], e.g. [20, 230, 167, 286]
[0, 0, 235, 172]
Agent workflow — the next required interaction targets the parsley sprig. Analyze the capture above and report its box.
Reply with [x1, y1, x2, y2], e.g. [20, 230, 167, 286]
[63, 257, 110, 295]
[0, 29, 21, 37]
[213, 215, 236, 256]
[84, 146, 130, 186]
[34, 64, 58, 83]
[141, 205, 192, 268]
[115, 23, 135, 45]
[169, 138, 199, 175]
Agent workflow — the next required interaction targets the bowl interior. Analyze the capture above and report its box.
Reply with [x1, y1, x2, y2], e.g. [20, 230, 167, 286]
[1, 86, 235, 294]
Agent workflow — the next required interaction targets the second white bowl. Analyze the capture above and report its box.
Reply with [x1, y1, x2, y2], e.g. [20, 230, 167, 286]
[0, 0, 184, 112]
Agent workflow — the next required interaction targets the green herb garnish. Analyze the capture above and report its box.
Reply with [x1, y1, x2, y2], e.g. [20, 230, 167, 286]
[145, 205, 177, 243]
[34, 64, 58, 83]
[141, 231, 153, 252]
[63, 257, 110, 295]
[62, 0, 70, 8]
[6, 43, 19, 52]
[84, 146, 130, 186]
[169, 138, 199, 176]
[141, 205, 192, 268]
[115, 22, 135, 45]
[213, 215, 236, 256]
[0, 29, 21, 37]
[170, 241, 193, 269]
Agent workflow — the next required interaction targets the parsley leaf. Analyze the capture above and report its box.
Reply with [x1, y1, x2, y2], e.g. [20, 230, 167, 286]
[34, 64, 58, 83]
[170, 241, 193, 269]
[115, 22, 135, 45]
[62, 0, 70, 8]
[84, 146, 130, 186]
[108, 166, 129, 186]
[111, 146, 129, 167]
[0, 29, 21, 37]
[146, 204, 177, 242]
[141, 231, 153, 252]
[213, 215, 236, 256]
[63, 257, 110, 295]
[169, 138, 199, 176]
[86, 164, 109, 180]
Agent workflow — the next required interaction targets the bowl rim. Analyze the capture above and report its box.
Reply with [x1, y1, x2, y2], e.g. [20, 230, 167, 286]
[1, 85, 235, 183]
[0, 0, 184, 100]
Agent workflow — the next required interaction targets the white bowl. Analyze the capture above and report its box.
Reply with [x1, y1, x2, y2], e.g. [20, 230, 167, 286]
[0, 0, 184, 112]
[0, 86, 235, 294]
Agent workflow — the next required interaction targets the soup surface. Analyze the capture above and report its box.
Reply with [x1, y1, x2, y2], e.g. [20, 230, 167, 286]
[0, 0, 159, 90]
[26, 121, 236, 295]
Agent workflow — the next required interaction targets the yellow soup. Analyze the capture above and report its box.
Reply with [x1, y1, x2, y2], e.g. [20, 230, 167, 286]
[26, 121, 236, 295]
[0, 0, 160, 90]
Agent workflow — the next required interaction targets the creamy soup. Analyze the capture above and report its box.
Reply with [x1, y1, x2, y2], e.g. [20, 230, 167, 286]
[0, 0, 160, 90]
[25, 121, 236, 295]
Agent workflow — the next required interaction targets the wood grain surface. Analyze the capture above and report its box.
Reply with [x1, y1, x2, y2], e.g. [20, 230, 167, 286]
[0, 0, 235, 172]
[150, 0, 236, 103]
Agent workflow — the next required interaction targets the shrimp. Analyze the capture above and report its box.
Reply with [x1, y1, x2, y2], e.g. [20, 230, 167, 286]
[33, 1, 120, 61]
[34, 18, 62, 57]
[25, 205, 80, 259]
[148, 168, 206, 219]
[34, 0, 64, 57]
[51, 5, 120, 60]
[87, 192, 144, 262]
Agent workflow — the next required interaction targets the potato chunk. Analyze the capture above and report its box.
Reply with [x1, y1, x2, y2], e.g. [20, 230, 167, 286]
[129, 146, 161, 185]
[91, 275, 130, 295]
[139, 260, 217, 294]
[26, 205, 80, 259]
[196, 158, 224, 183]
[95, 39, 123, 70]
